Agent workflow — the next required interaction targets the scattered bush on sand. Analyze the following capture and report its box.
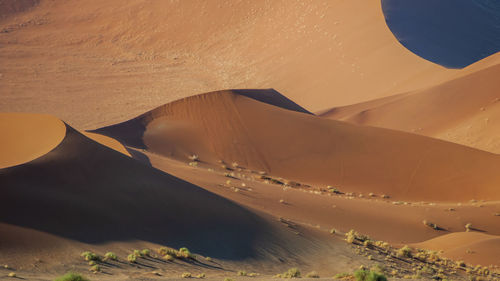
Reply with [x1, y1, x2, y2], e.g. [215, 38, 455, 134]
[238, 270, 247, 276]
[282, 268, 301, 278]
[54, 272, 90, 281]
[80, 251, 101, 262]
[465, 223, 473, 232]
[140, 249, 151, 257]
[306, 271, 320, 278]
[89, 265, 100, 273]
[181, 272, 192, 278]
[104, 252, 117, 261]
[354, 269, 387, 281]
[8, 272, 16, 278]
[397, 245, 413, 258]
[196, 273, 206, 278]
[127, 253, 137, 263]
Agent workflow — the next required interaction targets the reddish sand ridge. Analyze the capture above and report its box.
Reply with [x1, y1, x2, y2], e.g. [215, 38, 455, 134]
[319, 58, 500, 153]
[0, 0, 457, 129]
[95, 89, 500, 203]
[0, 113, 66, 169]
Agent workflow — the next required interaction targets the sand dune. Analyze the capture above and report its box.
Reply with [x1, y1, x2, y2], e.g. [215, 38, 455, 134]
[0, 113, 316, 261]
[94, 89, 500, 202]
[0, 113, 66, 169]
[0, 0, 458, 129]
[0, 0, 39, 19]
[83, 131, 131, 157]
[320, 59, 500, 153]
[413, 232, 500, 266]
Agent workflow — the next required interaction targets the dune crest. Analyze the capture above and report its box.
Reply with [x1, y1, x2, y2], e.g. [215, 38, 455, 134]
[0, 113, 66, 169]
[95, 89, 500, 202]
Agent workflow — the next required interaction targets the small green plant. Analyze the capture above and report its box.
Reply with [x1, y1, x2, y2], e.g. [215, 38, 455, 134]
[8, 272, 16, 278]
[465, 223, 472, 232]
[238, 270, 247, 276]
[182, 272, 192, 278]
[334, 273, 352, 279]
[127, 253, 137, 263]
[224, 278, 234, 281]
[178, 247, 195, 259]
[89, 265, 100, 273]
[197, 273, 206, 278]
[163, 254, 174, 261]
[140, 249, 150, 257]
[104, 252, 117, 261]
[397, 245, 413, 258]
[306, 271, 320, 278]
[81, 251, 100, 262]
[133, 249, 141, 256]
[247, 273, 258, 277]
[282, 268, 301, 278]
[205, 256, 212, 262]
[54, 272, 90, 281]
[354, 270, 387, 281]
[88, 260, 96, 266]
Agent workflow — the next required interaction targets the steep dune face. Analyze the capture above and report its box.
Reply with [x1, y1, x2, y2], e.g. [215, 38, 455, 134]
[0, 0, 454, 128]
[0, 0, 39, 19]
[413, 232, 500, 266]
[95, 90, 500, 202]
[0, 113, 66, 168]
[320, 61, 500, 153]
[0, 114, 306, 260]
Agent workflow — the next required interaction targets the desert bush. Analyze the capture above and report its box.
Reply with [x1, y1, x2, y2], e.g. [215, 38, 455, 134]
[163, 254, 174, 261]
[205, 256, 212, 262]
[188, 155, 199, 161]
[89, 265, 100, 273]
[81, 251, 101, 262]
[197, 273, 206, 278]
[133, 249, 141, 257]
[224, 278, 234, 281]
[247, 273, 258, 277]
[422, 220, 438, 230]
[88, 261, 96, 266]
[238, 270, 247, 276]
[140, 249, 151, 257]
[127, 253, 137, 263]
[188, 161, 198, 167]
[397, 245, 413, 258]
[178, 247, 195, 259]
[182, 272, 192, 278]
[282, 268, 301, 278]
[330, 228, 336, 234]
[334, 273, 352, 279]
[104, 252, 117, 261]
[8, 272, 16, 277]
[363, 240, 373, 248]
[465, 223, 472, 232]
[54, 272, 90, 281]
[354, 270, 387, 281]
[370, 264, 385, 274]
[306, 271, 320, 278]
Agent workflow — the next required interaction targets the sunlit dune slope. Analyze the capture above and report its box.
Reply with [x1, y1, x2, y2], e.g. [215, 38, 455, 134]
[94, 89, 500, 202]
[320, 59, 500, 153]
[413, 232, 500, 266]
[0, 0, 454, 128]
[0, 113, 66, 169]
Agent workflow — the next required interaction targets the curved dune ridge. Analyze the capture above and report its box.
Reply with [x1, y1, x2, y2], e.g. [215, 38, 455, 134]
[95, 89, 500, 202]
[83, 131, 131, 156]
[413, 232, 500, 266]
[319, 57, 500, 153]
[0, 114, 322, 260]
[0, 0, 460, 129]
[0, 113, 66, 169]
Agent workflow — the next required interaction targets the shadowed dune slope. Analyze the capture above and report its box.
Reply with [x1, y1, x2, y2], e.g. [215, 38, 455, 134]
[0, 0, 456, 128]
[95, 90, 500, 202]
[0, 0, 39, 19]
[413, 232, 500, 266]
[0, 113, 66, 169]
[319, 60, 500, 153]
[0, 114, 310, 260]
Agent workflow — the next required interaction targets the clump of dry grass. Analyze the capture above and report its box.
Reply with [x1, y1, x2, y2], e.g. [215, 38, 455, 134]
[465, 223, 473, 232]
[181, 272, 192, 278]
[397, 245, 413, 258]
[422, 219, 439, 230]
[306, 271, 320, 278]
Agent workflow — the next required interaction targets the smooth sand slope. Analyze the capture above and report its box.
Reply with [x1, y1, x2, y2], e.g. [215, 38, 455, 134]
[0, 0, 456, 129]
[0, 113, 321, 262]
[94, 89, 500, 202]
[413, 232, 500, 266]
[319, 55, 500, 153]
[0, 113, 66, 169]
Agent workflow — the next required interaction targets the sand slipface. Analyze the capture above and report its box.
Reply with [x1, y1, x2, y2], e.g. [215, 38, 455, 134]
[95, 89, 500, 202]
[0, 113, 66, 169]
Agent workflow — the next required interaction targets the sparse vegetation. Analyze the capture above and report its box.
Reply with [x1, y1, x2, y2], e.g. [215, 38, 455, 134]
[81, 251, 101, 262]
[334, 273, 352, 279]
[182, 272, 192, 278]
[89, 265, 100, 273]
[465, 223, 473, 232]
[163, 254, 174, 261]
[205, 256, 213, 262]
[54, 272, 90, 281]
[140, 248, 151, 257]
[196, 273, 206, 278]
[188, 154, 199, 161]
[224, 278, 234, 281]
[306, 271, 320, 278]
[330, 228, 336, 234]
[280, 268, 301, 278]
[397, 245, 413, 258]
[354, 269, 387, 281]
[127, 253, 137, 263]
[178, 247, 195, 259]
[238, 270, 247, 276]
[104, 252, 117, 261]
[422, 220, 439, 230]
[8, 272, 16, 278]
